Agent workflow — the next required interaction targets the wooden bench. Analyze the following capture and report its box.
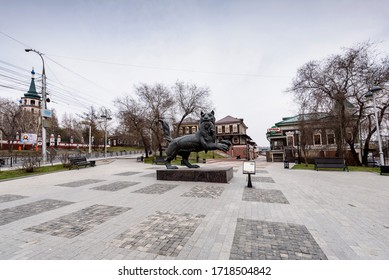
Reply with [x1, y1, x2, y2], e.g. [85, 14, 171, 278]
[153, 156, 166, 165]
[314, 158, 348, 172]
[69, 156, 95, 170]
[367, 160, 379, 167]
[380, 166, 389, 175]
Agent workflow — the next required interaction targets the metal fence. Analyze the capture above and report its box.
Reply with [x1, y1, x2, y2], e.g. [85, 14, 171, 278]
[0, 149, 143, 169]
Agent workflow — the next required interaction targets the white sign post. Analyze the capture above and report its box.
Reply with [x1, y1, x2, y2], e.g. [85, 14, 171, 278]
[243, 161, 256, 188]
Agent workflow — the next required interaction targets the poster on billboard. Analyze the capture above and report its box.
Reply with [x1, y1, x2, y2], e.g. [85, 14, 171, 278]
[20, 133, 38, 144]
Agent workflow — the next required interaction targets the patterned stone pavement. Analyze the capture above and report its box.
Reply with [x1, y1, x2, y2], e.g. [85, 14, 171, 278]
[112, 211, 204, 257]
[0, 194, 28, 203]
[242, 188, 289, 204]
[91, 181, 140, 191]
[181, 185, 225, 199]
[141, 173, 157, 178]
[56, 179, 105, 187]
[113, 171, 141, 176]
[230, 219, 327, 260]
[249, 176, 275, 183]
[0, 157, 388, 260]
[0, 199, 74, 226]
[25, 204, 130, 238]
[132, 183, 178, 194]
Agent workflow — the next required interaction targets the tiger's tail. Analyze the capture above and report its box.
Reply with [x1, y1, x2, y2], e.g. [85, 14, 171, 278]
[158, 119, 173, 142]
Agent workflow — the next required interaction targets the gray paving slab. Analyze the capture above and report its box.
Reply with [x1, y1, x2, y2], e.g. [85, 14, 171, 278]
[91, 181, 140, 191]
[0, 157, 388, 260]
[25, 204, 131, 238]
[0, 199, 74, 226]
[0, 194, 29, 203]
[230, 218, 327, 260]
[242, 188, 289, 204]
[56, 179, 105, 187]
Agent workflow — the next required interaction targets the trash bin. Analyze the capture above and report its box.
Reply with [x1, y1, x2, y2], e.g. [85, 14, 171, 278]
[284, 160, 289, 169]
[203, 158, 206, 164]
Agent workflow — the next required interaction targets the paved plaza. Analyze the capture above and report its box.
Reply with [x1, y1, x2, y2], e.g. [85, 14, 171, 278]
[0, 156, 388, 260]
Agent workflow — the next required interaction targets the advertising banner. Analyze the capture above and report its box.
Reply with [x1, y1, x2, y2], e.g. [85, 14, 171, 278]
[20, 133, 38, 144]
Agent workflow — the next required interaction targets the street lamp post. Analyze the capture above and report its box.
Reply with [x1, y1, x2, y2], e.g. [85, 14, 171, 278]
[101, 109, 112, 158]
[25, 49, 47, 162]
[89, 124, 92, 155]
[365, 86, 385, 166]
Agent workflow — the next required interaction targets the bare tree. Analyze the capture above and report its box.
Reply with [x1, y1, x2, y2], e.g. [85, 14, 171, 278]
[289, 41, 389, 165]
[0, 98, 23, 152]
[297, 112, 318, 165]
[135, 83, 175, 155]
[60, 113, 85, 145]
[115, 81, 214, 156]
[172, 81, 212, 137]
[114, 95, 151, 156]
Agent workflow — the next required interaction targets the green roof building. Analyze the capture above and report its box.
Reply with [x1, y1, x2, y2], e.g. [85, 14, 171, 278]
[21, 68, 41, 114]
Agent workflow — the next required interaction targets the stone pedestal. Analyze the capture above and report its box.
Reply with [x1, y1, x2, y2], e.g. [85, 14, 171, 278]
[156, 167, 233, 183]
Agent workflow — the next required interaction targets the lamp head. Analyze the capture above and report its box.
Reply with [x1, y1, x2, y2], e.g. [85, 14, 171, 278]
[370, 85, 382, 92]
[25, 49, 31, 52]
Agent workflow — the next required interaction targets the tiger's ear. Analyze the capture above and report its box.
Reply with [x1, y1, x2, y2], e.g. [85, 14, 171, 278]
[211, 110, 214, 115]
[201, 111, 204, 116]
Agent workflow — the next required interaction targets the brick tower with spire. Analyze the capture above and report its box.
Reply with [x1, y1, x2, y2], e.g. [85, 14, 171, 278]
[21, 68, 41, 114]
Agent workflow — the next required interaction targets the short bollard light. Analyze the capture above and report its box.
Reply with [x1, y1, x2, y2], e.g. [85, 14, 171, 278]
[284, 160, 289, 169]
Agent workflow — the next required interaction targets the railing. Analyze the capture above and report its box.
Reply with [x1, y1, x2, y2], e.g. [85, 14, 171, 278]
[0, 150, 143, 169]
[271, 145, 284, 151]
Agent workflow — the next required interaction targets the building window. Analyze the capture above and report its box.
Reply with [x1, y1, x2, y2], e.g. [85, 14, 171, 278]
[327, 134, 335, 145]
[287, 135, 294, 147]
[233, 124, 238, 133]
[233, 137, 239, 144]
[179, 127, 183, 135]
[225, 125, 230, 133]
[192, 126, 197, 133]
[31, 100, 35, 105]
[185, 127, 189, 134]
[217, 126, 222, 134]
[313, 134, 322, 145]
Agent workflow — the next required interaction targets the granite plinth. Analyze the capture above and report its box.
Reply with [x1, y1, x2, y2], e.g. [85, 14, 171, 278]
[156, 167, 233, 183]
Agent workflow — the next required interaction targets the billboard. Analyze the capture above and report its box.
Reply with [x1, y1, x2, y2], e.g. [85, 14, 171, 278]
[20, 133, 38, 144]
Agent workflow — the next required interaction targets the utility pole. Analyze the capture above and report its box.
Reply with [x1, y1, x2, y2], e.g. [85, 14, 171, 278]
[100, 108, 112, 158]
[89, 124, 92, 155]
[88, 106, 93, 155]
[25, 49, 47, 162]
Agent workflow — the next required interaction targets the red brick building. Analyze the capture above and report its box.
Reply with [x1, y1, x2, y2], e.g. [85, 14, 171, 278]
[215, 115, 256, 159]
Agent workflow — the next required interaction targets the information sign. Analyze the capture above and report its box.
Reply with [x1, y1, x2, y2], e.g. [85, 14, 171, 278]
[243, 161, 256, 174]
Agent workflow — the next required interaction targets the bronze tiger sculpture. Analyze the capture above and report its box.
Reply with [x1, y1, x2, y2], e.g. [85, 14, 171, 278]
[158, 111, 232, 169]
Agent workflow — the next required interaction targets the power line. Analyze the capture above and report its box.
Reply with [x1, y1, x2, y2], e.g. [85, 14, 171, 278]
[0, 30, 31, 48]
[45, 56, 118, 95]
[47, 53, 292, 79]
[0, 31, 115, 111]
[0, 61, 111, 113]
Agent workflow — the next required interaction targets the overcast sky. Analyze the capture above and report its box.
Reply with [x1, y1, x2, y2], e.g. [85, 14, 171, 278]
[1, 0, 388, 146]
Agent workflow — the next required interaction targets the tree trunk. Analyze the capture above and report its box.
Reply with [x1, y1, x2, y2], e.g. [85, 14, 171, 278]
[349, 142, 361, 166]
[362, 135, 373, 166]
[140, 134, 149, 158]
